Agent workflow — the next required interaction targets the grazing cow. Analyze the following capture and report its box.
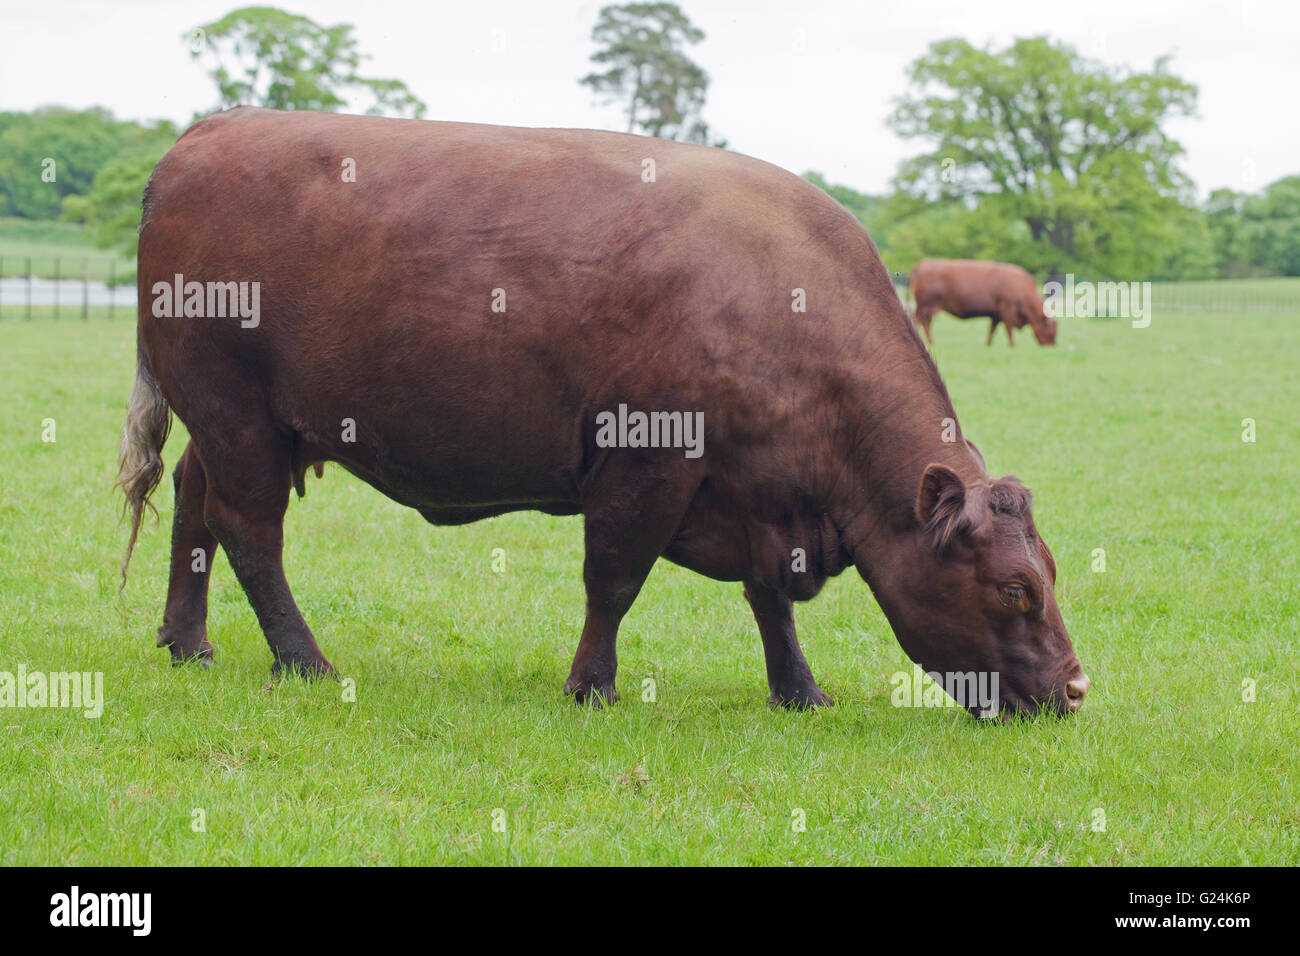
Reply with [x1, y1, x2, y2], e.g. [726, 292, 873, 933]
[911, 259, 1057, 346]
[117, 108, 1088, 718]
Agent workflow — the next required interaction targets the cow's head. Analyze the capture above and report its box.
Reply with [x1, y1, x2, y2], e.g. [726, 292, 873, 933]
[869, 461, 1088, 719]
[1032, 305, 1058, 345]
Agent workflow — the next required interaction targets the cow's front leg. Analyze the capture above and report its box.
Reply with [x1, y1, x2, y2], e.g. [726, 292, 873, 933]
[564, 601, 624, 707]
[743, 581, 833, 709]
[986, 316, 1000, 346]
[565, 457, 697, 706]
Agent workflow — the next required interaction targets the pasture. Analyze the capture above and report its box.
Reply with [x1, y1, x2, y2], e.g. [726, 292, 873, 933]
[0, 294, 1295, 865]
[0, 217, 134, 283]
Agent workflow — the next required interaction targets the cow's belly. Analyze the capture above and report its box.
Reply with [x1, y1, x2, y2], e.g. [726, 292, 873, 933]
[949, 304, 996, 319]
[284, 380, 584, 514]
[294, 425, 582, 513]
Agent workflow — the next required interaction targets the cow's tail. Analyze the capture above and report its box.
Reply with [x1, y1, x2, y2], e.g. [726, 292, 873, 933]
[115, 350, 172, 588]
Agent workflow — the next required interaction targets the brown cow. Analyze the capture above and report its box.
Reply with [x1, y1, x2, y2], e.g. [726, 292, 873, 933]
[911, 259, 1057, 346]
[117, 108, 1088, 718]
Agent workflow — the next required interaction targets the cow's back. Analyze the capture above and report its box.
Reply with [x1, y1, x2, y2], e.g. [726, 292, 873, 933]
[912, 258, 1037, 317]
[138, 108, 909, 511]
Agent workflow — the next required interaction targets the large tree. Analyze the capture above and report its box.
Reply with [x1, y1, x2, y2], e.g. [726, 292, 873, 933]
[580, 2, 724, 146]
[60, 7, 428, 258]
[887, 36, 1199, 279]
[188, 6, 426, 117]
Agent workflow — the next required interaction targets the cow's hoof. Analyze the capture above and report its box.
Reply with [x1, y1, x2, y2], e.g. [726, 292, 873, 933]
[771, 686, 834, 710]
[172, 652, 215, 669]
[158, 627, 215, 667]
[271, 655, 337, 679]
[564, 678, 620, 707]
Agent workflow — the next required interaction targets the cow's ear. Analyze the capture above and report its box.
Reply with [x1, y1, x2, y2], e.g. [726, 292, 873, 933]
[916, 463, 974, 554]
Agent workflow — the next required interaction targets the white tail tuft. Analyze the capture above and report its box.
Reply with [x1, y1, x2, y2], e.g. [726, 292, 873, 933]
[115, 354, 171, 587]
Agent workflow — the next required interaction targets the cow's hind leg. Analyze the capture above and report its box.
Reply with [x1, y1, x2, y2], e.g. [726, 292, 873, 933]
[157, 440, 217, 664]
[744, 582, 832, 709]
[565, 459, 697, 706]
[197, 419, 334, 677]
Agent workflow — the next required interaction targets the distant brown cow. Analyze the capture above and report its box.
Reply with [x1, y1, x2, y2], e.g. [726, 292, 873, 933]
[911, 259, 1056, 346]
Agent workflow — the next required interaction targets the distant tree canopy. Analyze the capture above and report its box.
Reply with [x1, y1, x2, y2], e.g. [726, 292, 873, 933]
[885, 36, 1203, 279]
[4, 16, 1298, 281]
[580, 2, 725, 147]
[1206, 176, 1300, 277]
[188, 6, 426, 117]
[61, 156, 164, 258]
[58, 6, 429, 256]
[804, 165, 1283, 283]
[52, 111, 180, 256]
[0, 108, 176, 220]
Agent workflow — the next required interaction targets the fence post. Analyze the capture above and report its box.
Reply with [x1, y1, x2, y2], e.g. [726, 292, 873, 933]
[82, 256, 89, 319]
[25, 256, 32, 320]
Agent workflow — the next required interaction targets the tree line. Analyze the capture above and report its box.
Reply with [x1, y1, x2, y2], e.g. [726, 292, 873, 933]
[1, 4, 1295, 282]
[807, 36, 1298, 281]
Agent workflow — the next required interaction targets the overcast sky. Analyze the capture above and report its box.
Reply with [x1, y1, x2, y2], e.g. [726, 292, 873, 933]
[3, 0, 1295, 198]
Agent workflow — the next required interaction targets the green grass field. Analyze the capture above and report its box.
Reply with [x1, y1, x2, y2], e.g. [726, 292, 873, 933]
[0, 298, 1296, 865]
[0, 217, 134, 284]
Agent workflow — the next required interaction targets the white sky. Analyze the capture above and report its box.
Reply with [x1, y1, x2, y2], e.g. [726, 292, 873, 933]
[2, 0, 1294, 198]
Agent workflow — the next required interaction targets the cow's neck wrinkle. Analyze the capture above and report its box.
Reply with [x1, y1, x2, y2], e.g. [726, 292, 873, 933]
[828, 355, 984, 586]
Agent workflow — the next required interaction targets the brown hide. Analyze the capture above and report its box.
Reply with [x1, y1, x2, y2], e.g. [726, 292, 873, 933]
[911, 259, 1057, 346]
[117, 108, 1086, 717]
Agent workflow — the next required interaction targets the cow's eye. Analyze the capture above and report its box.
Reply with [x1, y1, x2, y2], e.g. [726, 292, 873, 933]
[999, 585, 1027, 608]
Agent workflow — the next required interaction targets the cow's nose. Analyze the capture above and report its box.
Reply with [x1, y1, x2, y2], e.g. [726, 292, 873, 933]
[1066, 673, 1091, 711]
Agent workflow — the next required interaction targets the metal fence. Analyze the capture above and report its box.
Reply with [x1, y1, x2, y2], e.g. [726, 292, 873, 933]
[3, 255, 1299, 319]
[1147, 280, 1300, 314]
[0, 256, 136, 318]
